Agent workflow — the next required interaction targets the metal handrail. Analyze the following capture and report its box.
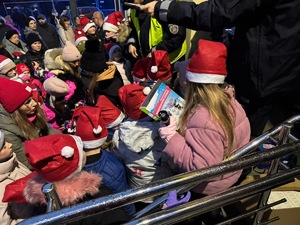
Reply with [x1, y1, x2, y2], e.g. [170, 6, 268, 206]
[18, 141, 300, 225]
[126, 166, 300, 225]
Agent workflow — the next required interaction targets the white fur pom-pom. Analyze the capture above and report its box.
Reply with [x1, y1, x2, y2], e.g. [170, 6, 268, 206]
[68, 128, 74, 133]
[143, 86, 151, 95]
[151, 66, 158, 73]
[61, 146, 74, 158]
[93, 126, 102, 134]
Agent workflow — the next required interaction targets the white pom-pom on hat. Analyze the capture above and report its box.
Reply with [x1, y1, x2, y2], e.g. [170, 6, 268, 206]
[151, 66, 158, 73]
[143, 86, 151, 95]
[93, 125, 102, 134]
[61, 146, 74, 158]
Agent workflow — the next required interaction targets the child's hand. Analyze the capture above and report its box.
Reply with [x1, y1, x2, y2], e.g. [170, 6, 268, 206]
[158, 116, 177, 143]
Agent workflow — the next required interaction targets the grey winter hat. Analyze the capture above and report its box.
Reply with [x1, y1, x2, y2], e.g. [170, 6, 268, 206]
[0, 130, 4, 149]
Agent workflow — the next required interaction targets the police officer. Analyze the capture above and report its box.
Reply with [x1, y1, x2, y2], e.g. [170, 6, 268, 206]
[124, 0, 186, 65]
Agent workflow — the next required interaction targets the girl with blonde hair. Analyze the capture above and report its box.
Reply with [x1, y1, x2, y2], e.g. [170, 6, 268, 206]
[158, 39, 251, 197]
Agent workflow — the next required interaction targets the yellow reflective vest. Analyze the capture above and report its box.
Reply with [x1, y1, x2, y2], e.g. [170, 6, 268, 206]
[130, 9, 186, 64]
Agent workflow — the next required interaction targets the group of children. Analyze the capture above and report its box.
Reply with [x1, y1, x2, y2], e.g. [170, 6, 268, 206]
[0, 5, 253, 223]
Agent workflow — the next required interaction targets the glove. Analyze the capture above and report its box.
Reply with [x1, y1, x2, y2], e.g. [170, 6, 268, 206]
[162, 190, 191, 209]
[158, 115, 177, 143]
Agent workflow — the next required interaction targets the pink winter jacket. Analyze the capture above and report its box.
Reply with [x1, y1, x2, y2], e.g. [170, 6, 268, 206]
[164, 88, 251, 195]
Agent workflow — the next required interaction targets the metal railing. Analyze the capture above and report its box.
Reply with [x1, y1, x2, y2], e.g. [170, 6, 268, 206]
[18, 115, 300, 225]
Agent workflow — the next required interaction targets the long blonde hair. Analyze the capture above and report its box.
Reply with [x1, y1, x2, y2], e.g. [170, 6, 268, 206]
[178, 82, 235, 158]
[54, 55, 80, 77]
[11, 103, 49, 140]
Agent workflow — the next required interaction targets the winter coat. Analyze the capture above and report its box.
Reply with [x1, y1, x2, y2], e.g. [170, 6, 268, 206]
[163, 87, 251, 195]
[23, 171, 129, 225]
[111, 59, 133, 85]
[112, 118, 175, 199]
[0, 153, 35, 225]
[36, 23, 60, 49]
[154, 0, 300, 98]
[92, 62, 124, 107]
[43, 48, 65, 75]
[0, 104, 58, 168]
[0, 24, 11, 43]
[20, 49, 45, 69]
[2, 38, 27, 58]
[23, 27, 48, 50]
[56, 24, 75, 47]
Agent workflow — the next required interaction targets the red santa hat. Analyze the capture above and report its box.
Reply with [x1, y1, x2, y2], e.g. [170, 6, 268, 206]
[133, 57, 151, 79]
[69, 106, 108, 149]
[80, 17, 96, 33]
[0, 55, 16, 75]
[118, 84, 149, 120]
[186, 39, 227, 84]
[16, 63, 30, 75]
[0, 77, 32, 113]
[95, 95, 125, 128]
[103, 11, 124, 33]
[24, 134, 84, 182]
[147, 50, 172, 81]
[74, 29, 88, 46]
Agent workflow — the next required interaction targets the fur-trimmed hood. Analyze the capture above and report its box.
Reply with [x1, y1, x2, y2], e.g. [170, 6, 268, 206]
[24, 171, 102, 207]
[44, 48, 64, 71]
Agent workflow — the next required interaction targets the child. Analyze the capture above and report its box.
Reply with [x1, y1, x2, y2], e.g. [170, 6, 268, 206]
[95, 95, 125, 149]
[158, 39, 251, 197]
[113, 84, 175, 202]
[0, 77, 57, 168]
[108, 43, 133, 85]
[0, 130, 38, 225]
[68, 106, 136, 216]
[2, 134, 130, 224]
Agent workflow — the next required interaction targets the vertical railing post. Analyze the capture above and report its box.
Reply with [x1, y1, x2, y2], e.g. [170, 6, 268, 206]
[42, 183, 62, 213]
[253, 122, 293, 225]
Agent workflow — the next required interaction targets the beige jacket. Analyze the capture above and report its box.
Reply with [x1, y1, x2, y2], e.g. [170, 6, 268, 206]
[0, 153, 31, 225]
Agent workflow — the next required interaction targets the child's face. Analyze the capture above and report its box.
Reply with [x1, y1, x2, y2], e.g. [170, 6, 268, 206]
[0, 141, 13, 161]
[112, 48, 122, 62]
[19, 97, 38, 115]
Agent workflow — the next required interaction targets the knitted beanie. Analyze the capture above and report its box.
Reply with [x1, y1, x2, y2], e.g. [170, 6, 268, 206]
[0, 55, 16, 75]
[5, 29, 18, 40]
[62, 41, 82, 62]
[26, 33, 42, 47]
[0, 77, 32, 113]
[16, 63, 30, 75]
[81, 39, 107, 73]
[43, 77, 70, 97]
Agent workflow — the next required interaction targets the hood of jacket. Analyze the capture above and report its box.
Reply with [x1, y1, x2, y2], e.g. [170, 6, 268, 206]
[0, 104, 25, 139]
[44, 48, 64, 71]
[114, 118, 163, 153]
[24, 171, 102, 207]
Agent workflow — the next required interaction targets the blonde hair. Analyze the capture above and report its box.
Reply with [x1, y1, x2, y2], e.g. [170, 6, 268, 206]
[178, 82, 235, 159]
[11, 103, 49, 140]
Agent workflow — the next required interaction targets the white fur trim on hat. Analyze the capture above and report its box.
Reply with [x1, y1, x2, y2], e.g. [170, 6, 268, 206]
[143, 86, 151, 95]
[64, 135, 84, 179]
[61, 146, 74, 158]
[185, 71, 225, 84]
[83, 22, 96, 33]
[103, 22, 118, 33]
[93, 125, 102, 134]
[106, 112, 125, 129]
[0, 58, 13, 70]
[82, 136, 107, 149]
[75, 36, 88, 46]
[151, 66, 158, 74]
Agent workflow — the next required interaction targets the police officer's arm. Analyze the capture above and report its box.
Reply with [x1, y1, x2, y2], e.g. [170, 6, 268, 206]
[127, 22, 139, 58]
[142, 0, 274, 31]
[154, 23, 186, 53]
